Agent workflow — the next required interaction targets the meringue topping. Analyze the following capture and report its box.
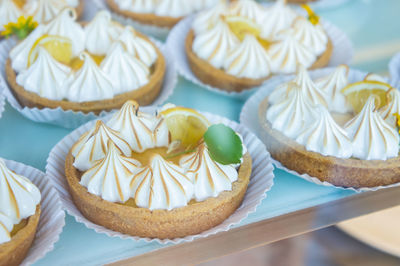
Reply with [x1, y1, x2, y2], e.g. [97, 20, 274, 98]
[25, 0, 68, 23]
[224, 34, 271, 79]
[155, 0, 194, 18]
[228, 0, 265, 24]
[379, 89, 400, 127]
[80, 142, 141, 203]
[268, 29, 316, 74]
[292, 16, 328, 57]
[192, 19, 239, 69]
[115, 0, 156, 13]
[84, 10, 122, 56]
[192, 2, 227, 34]
[315, 65, 351, 113]
[72, 120, 132, 171]
[133, 155, 193, 210]
[0, 159, 41, 227]
[267, 83, 317, 139]
[345, 96, 399, 160]
[0, 212, 13, 244]
[101, 42, 150, 95]
[180, 144, 238, 201]
[296, 105, 352, 158]
[117, 26, 158, 67]
[0, 0, 22, 31]
[107, 101, 170, 152]
[64, 52, 114, 102]
[16, 47, 70, 101]
[269, 65, 327, 106]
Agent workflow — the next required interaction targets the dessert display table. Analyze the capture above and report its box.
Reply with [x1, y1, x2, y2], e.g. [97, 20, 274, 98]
[1, 0, 400, 265]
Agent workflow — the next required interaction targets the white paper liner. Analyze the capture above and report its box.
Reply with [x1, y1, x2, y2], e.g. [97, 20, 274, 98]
[389, 52, 400, 89]
[1, 159, 65, 266]
[0, 37, 177, 128]
[240, 67, 400, 192]
[45, 106, 275, 244]
[0, 84, 4, 119]
[166, 14, 353, 100]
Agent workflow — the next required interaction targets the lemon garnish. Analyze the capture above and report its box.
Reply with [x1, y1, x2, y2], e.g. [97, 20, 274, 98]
[301, 4, 320, 25]
[27, 34, 73, 67]
[1, 16, 38, 40]
[160, 107, 211, 150]
[70, 54, 105, 71]
[341, 80, 393, 113]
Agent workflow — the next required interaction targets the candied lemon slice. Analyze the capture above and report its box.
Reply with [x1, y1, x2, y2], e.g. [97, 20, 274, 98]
[69, 54, 105, 71]
[27, 34, 73, 67]
[224, 15, 261, 40]
[341, 80, 393, 113]
[161, 107, 211, 150]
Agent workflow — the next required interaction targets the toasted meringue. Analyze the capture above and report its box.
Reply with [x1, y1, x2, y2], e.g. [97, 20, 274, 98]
[345, 97, 399, 160]
[16, 47, 70, 101]
[101, 41, 150, 95]
[25, 0, 68, 23]
[0, 0, 22, 31]
[379, 89, 400, 127]
[133, 155, 193, 210]
[192, 2, 227, 34]
[292, 17, 328, 57]
[72, 120, 132, 171]
[296, 105, 352, 158]
[80, 142, 141, 203]
[180, 144, 238, 201]
[115, 0, 156, 13]
[267, 83, 317, 139]
[155, 0, 193, 18]
[315, 65, 351, 113]
[192, 19, 239, 69]
[107, 101, 169, 152]
[223, 34, 271, 79]
[64, 52, 114, 102]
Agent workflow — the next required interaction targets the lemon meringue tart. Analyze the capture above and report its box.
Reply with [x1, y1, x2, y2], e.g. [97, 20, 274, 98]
[106, 0, 221, 29]
[5, 9, 166, 114]
[0, 159, 41, 266]
[258, 65, 400, 188]
[0, 0, 84, 35]
[65, 101, 252, 239]
[186, 0, 332, 92]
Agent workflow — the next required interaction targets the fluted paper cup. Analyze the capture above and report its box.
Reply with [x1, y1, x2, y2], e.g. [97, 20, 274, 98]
[240, 67, 400, 192]
[1, 159, 65, 266]
[45, 106, 275, 244]
[0, 85, 4, 119]
[166, 14, 353, 100]
[0, 38, 177, 128]
[389, 52, 400, 89]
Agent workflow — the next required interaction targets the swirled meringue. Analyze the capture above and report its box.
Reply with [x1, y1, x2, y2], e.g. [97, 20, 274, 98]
[117, 26, 158, 67]
[193, 19, 239, 69]
[0, 212, 13, 244]
[155, 0, 193, 18]
[72, 120, 132, 171]
[260, 0, 298, 39]
[296, 105, 352, 158]
[268, 29, 316, 74]
[267, 83, 317, 139]
[379, 89, 400, 127]
[228, 0, 265, 24]
[315, 65, 351, 113]
[0, 0, 22, 31]
[223, 34, 271, 79]
[192, 2, 227, 34]
[0, 159, 41, 226]
[114, 0, 156, 13]
[345, 96, 399, 160]
[107, 101, 170, 152]
[64, 52, 114, 102]
[25, 0, 68, 23]
[180, 144, 238, 201]
[80, 142, 141, 203]
[84, 10, 122, 55]
[292, 17, 328, 57]
[16, 47, 70, 101]
[101, 42, 150, 95]
[9, 24, 47, 73]
[45, 7, 85, 56]
[269, 65, 327, 106]
[133, 155, 193, 210]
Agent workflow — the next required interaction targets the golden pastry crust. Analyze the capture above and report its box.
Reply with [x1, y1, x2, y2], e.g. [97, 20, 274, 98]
[5, 33, 166, 114]
[65, 149, 252, 239]
[185, 29, 333, 92]
[258, 97, 400, 188]
[106, 0, 182, 29]
[0, 206, 41, 266]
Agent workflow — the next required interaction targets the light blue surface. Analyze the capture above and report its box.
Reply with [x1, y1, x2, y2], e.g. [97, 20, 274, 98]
[0, 0, 399, 265]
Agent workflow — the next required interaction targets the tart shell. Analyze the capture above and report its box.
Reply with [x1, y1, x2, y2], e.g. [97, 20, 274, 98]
[185, 29, 333, 92]
[5, 33, 166, 114]
[0, 206, 41, 266]
[106, 0, 182, 29]
[258, 97, 400, 188]
[65, 150, 252, 239]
